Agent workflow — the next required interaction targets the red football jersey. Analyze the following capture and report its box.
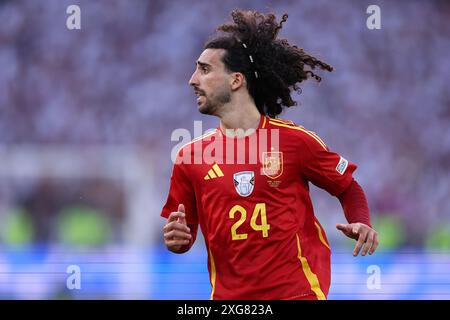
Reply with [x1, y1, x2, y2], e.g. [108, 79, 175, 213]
[161, 116, 357, 300]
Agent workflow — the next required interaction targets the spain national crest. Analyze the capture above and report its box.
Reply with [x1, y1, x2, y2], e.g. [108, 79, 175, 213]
[262, 152, 283, 179]
[233, 171, 255, 197]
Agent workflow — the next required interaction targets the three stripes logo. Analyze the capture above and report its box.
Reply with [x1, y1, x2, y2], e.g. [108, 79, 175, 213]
[204, 163, 224, 180]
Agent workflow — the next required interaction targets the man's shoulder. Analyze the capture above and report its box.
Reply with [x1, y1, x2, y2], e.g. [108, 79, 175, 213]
[267, 118, 320, 140]
[266, 117, 328, 150]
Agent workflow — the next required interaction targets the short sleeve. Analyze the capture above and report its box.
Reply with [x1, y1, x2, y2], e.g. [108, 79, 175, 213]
[161, 160, 198, 225]
[298, 132, 357, 196]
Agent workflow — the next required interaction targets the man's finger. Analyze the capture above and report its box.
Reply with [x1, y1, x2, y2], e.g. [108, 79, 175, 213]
[336, 224, 353, 237]
[336, 223, 350, 232]
[168, 210, 186, 223]
[166, 239, 190, 248]
[177, 204, 187, 225]
[178, 215, 187, 226]
[336, 224, 358, 239]
[369, 232, 379, 255]
[164, 221, 190, 234]
[164, 229, 192, 241]
[361, 231, 375, 256]
[353, 230, 368, 256]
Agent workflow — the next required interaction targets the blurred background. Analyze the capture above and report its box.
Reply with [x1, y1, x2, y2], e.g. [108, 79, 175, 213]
[0, 0, 449, 299]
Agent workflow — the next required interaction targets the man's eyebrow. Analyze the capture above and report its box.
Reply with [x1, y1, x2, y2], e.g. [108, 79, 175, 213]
[196, 61, 211, 68]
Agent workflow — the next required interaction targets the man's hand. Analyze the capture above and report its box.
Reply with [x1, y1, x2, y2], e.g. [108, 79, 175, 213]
[163, 204, 192, 253]
[336, 223, 379, 256]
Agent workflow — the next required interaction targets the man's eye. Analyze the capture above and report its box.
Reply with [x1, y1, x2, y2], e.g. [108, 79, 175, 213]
[202, 67, 209, 73]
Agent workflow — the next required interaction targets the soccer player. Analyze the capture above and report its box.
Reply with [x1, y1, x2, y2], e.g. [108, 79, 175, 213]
[161, 10, 378, 300]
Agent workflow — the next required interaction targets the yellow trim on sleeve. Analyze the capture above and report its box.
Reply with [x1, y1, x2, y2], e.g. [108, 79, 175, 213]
[268, 117, 295, 125]
[304, 129, 327, 149]
[268, 121, 328, 151]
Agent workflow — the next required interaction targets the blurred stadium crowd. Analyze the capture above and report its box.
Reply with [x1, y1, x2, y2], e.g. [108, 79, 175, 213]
[0, 0, 449, 252]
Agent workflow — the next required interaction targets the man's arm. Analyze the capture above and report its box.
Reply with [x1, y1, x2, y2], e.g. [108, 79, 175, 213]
[336, 179, 379, 256]
[295, 129, 378, 256]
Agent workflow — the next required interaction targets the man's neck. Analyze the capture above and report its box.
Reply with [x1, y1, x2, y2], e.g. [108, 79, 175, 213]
[219, 103, 261, 138]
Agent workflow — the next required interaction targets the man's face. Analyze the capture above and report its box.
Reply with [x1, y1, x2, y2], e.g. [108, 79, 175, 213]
[188, 49, 232, 115]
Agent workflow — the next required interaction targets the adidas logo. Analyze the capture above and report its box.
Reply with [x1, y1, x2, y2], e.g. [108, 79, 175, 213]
[204, 163, 224, 180]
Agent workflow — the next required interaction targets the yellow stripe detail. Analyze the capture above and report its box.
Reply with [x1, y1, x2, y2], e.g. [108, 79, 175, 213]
[302, 128, 327, 149]
[262, 116, 267, 129]
[212, 164, 224, 177]
[296, 234, 326, 300]
[269, 117, 295, 125]
[209, 249, 216, 300]
[204, 175, 210, 180]
[208, 169, 217, 179]
[314, 222, 330, 250]
[269, 121, 328, 151]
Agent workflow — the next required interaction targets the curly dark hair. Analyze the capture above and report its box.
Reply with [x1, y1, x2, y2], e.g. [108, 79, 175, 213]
[204, 9, 333, 118]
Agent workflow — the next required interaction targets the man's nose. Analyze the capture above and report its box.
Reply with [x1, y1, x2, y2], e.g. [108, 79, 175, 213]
[188, 71, 198, 87]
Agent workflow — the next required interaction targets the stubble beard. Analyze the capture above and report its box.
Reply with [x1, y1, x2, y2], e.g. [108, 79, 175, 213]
[198, 89, 231, 116]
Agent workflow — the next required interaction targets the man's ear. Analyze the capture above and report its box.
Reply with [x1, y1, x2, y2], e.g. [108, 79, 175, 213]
[230, 72, 246, 91]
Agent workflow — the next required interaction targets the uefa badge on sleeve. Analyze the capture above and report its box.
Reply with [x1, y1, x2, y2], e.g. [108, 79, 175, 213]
[336, 156, 349, 175]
